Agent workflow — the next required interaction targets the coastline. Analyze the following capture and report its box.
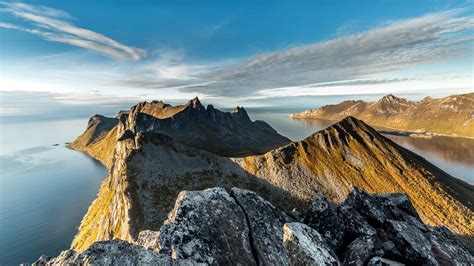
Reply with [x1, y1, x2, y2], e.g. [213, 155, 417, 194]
[290, 116, 474, 140]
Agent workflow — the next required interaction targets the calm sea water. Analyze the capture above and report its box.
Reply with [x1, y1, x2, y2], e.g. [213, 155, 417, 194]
[0, 110, 473, 265]
[0, 119, 107, 265]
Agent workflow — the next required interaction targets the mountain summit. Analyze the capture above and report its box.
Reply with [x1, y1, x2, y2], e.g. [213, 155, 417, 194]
[70, 97, 291, 163]
[291, 93, 474, 138]
[238, 116, 473, 235]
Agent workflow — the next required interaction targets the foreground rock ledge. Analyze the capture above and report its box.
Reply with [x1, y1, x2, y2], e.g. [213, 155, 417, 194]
[33, 187, 473, 265]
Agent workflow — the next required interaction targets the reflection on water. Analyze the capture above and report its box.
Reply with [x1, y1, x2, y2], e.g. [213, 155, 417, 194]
[248, 111, 474, 185]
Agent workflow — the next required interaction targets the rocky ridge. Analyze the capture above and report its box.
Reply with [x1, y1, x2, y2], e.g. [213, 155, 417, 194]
[291, 93, 474, 138]
[238, 116, 474, 237]
[68, 98, 473, 252]
[34, 187, 473, 265]
[69, 97, 291, 164]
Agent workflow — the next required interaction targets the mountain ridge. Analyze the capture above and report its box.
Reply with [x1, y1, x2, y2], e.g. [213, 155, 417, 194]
[68, 98, 473, 253]
[291, 93, 474, 138]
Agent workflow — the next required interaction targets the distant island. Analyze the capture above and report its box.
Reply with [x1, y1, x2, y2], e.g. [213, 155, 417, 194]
[33, 97, 473, 264]
[291, 93, 474, 138]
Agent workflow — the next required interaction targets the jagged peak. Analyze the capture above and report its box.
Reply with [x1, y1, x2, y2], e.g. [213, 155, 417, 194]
[232, 106, 247, 113]
[379, 94, 402, 103]
[187, 96, 204, 109]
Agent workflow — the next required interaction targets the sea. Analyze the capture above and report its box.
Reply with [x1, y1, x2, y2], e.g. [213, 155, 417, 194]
[0, 108, 473, 265]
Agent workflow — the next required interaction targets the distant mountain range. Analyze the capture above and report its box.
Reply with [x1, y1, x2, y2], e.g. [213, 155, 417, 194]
[291, 93, 474, 138]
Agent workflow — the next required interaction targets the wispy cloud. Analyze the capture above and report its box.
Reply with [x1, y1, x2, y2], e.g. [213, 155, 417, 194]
[0, 2, 147, 60]
[111, 8, 473, 96]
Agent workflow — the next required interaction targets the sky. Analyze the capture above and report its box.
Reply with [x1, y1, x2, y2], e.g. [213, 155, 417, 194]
[0, 0, 473, 116]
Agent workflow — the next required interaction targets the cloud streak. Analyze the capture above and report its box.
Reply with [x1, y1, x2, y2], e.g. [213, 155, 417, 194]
[0, 2, 147, 60]
[112, 8, 473, 96]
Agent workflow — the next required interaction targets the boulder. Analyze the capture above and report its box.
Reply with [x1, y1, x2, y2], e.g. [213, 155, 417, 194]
[372, 193, 419, 219]
[158, 188, 256, 265]
[342, 235, 383, 265]
[43, 240, 173, 265]
[344, 188, 389, 226]
[383, 220, 437, 265]
[304, 192, 345, 251]
[283, 222, 340, 266]
[230, 187, 292, 265]
[336, 205, 377, 240]
[426, 226, 474, 264]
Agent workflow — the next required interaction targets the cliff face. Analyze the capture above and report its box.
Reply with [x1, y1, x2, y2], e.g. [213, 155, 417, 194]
[36, 187, 473, 265]
[291, 93, 474, 138]
[69, 97, 291, 162]
[69, 98, 473, 253]
[69, 98, 293, 251]
[237, 116, 474, 236]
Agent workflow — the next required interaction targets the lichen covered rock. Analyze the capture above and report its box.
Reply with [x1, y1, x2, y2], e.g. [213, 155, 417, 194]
[283, 222, 340, 266]
[158, 188, 256, 265]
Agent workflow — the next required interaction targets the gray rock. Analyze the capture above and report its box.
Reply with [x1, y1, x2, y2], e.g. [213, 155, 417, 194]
[383, 220, 437, 265]
[158, 188, 257, 265]
[304, 192, 345, 251]
[345, 188, 389, 226]
[342, 235, 383, 266]
[136, 230, 160, 251]
[427, 226, 474, 265]
[32, 255, 51, 266]
[290, 207, 306, 222]
[336, 205, 377, 240]
[46, 240, 174, 265]
[230, 187, 292, 265]
[283, 222, 340, 266]
[367, 256, 405, 266]
[372, 193, 419, 219]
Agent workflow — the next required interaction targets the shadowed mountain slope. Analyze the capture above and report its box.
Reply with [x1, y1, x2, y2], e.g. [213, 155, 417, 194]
[291, 93, 474, 138]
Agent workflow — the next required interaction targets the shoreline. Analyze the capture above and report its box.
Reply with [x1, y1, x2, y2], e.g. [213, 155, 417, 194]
[290, 116, 474, 140]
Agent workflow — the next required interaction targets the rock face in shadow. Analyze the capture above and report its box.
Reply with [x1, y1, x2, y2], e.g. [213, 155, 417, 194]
[291, 92, 474, 138]
[70, 97, 290, 160]
[34, 187, 473, 266]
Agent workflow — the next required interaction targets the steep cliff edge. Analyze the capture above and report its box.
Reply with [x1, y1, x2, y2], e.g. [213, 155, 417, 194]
[291, 93, 474, 138]
[237, 116, 474, 236]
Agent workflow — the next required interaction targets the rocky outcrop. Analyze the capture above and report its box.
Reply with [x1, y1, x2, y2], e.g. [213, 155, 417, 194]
[291, 92, 474, 138]
[35, 187, 473, 265]
[157, 188, 255, 265]
[230, 188, 293, 265]
[238, 116, 474, 237]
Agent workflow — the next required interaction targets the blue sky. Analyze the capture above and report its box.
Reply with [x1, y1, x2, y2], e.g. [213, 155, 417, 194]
[0, 0, 473, 112]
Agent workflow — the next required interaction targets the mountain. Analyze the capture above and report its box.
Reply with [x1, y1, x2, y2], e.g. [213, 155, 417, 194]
[68, 97, 473, 253]
[34, 187, 473, 265]
[291, 93, 474, 138]
[69, 97, 291, 166]
[237, 117, 474, 236]
[68, 98, 292, 251]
